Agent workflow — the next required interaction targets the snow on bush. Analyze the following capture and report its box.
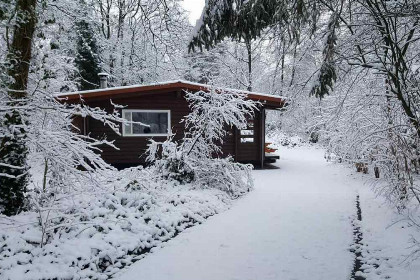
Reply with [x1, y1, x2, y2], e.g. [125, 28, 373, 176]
[266, 130, 305, 148]
[147, 88, 256, 197]
[0, 167, 238, 279]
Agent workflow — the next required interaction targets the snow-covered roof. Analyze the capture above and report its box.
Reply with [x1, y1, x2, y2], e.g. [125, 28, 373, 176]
[56, 80, 285, 107]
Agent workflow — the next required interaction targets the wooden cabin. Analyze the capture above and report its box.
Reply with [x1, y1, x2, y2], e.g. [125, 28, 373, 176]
[57, 80, 285, 169]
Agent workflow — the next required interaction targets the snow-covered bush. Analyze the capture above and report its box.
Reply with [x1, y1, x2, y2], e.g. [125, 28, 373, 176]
[0, 167, 234, 279]
[147, 136, 195, 183]
[147, 88, 257, 196]
[193, 157, 253, 198]
[266, 130, 306, 148]
[266, 114, 306, 148]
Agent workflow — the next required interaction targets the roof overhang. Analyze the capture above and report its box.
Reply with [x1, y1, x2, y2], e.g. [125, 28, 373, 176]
[56, 80, 286, 108]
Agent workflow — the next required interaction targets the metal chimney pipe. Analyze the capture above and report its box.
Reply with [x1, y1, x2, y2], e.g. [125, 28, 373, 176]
[98, 73, 109, 89]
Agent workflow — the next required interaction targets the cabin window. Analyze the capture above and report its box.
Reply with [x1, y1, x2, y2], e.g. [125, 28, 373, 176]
[240, 118, 254, 143]
[122, 109, 171, 136]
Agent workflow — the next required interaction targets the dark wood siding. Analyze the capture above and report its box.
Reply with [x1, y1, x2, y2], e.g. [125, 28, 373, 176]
[235, 110, 262, 163]
[83, 90, 239, 167]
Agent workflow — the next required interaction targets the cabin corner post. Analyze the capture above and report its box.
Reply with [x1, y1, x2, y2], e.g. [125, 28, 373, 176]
[83, 117, 88, 135]
[260, 107, 265, 168]
[234, 127, 238, 161]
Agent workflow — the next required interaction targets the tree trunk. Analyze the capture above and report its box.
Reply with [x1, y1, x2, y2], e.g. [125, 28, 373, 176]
[7, 0, 36, 97]
[289, 40, 298, 87]
[0, 0, 37, 216]
[245, 36, 252, 91]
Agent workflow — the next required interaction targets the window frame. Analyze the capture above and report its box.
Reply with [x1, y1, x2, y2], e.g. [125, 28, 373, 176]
[239, 118, 255, 144]
[122, 109, 171, 137]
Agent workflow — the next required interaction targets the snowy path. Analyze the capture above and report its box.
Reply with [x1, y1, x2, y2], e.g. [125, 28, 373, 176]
[116, 147, 360, 280]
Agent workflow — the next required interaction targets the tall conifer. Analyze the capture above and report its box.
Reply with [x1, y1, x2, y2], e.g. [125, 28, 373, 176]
[74, 2, 101, 90]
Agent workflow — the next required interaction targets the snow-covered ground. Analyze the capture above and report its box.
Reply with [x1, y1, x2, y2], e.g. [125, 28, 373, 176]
[357, 185, 420, 279]
[0, 167, 245, 280]
[115, 146, 420, 280]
